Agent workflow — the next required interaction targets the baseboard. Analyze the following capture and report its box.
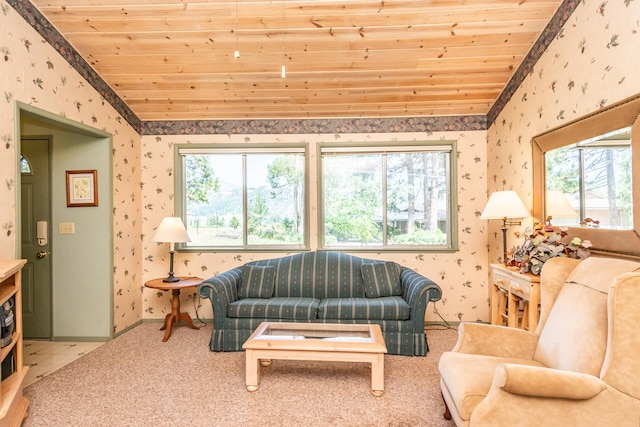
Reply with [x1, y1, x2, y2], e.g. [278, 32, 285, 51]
[113, 319, 143, 338]
[52, 335, 110, 342]
[424, 321, 459, 331]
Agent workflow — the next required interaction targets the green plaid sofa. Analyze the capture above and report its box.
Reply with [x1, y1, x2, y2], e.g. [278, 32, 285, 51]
[198, 251, 442, 356]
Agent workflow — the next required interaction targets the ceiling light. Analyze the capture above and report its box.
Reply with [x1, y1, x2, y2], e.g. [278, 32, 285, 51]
[281, 0, 286, 78]
[234, 0, 240, 59]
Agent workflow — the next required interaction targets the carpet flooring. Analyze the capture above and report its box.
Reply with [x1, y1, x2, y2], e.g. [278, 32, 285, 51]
[23, 322, 458, 427]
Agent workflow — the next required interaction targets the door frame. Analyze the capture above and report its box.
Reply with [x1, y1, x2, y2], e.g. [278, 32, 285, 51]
[14, 101, 114, 341]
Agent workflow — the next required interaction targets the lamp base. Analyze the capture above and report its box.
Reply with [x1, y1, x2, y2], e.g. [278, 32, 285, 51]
[163, 250, 180, 282]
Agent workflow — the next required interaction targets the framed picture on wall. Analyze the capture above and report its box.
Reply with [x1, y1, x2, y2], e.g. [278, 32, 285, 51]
[66, 170, 98, 207]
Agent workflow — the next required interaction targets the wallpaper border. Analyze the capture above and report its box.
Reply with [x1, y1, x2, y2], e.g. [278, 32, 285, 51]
[139, 116, 487, 135]
[487, 0, 580, 126]
[6, 0, 142, 132]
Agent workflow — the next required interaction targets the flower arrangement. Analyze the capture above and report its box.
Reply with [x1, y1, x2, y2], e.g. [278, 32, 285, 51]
[507, 223, 593, 275]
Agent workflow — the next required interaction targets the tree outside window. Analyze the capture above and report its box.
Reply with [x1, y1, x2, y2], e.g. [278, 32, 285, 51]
[545, 127, 632, 229]
[320, 143, 455, 249]
[179, 147, 306, 249]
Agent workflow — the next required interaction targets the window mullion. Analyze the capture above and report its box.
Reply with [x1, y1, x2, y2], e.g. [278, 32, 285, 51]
[242, 154, 248, 248]
[579, 148, 586, 221]
[382, 154, 388, 246]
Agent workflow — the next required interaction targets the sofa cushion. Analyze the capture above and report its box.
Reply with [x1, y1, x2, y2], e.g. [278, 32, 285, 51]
[238, 265, 276, 299]
[317, 297, 410, 321]
[227, 297, 319, 320]
[251, 251, 367, 299]
[361, 261, 402, 298]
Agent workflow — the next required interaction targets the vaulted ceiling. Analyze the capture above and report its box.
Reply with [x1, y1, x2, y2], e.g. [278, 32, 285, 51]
[29, 0, 564, 121]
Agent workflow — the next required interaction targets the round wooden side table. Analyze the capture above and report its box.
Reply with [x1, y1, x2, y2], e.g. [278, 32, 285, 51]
[144, 276, 203, 342]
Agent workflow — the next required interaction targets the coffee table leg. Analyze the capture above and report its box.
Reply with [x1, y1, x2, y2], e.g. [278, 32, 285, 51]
[246, 350, 260, 392]
[371, 353, 384, 397]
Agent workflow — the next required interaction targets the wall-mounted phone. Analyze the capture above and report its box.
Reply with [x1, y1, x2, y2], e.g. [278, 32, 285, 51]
[37, 221, 47, 246]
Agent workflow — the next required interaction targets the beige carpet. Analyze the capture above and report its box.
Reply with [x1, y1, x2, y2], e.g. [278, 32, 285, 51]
[23, 322, 458, 427]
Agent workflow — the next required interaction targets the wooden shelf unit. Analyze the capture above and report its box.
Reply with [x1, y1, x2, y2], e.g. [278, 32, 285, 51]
[0, 260, 28, 427]
[490, 263, 541, 332]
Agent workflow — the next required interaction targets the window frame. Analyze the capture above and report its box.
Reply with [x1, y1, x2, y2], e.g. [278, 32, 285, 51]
[175, 143, 310, 252]
[317, 140, 458, 252]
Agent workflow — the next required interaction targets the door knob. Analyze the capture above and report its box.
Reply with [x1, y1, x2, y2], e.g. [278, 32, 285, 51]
[36, 251, 49, 259]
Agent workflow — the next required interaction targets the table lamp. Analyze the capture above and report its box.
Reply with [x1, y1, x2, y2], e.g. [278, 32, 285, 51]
[152, 217, 191, 282]
[545, 190, 576, 225]
[481, 191, 530, 263]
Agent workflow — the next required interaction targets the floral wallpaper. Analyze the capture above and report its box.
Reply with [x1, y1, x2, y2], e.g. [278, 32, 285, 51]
[486, 0, 640, 264]
[141, 131, 490, 324]
[0, 0, 142, 335]
[2, 0, 637, 336]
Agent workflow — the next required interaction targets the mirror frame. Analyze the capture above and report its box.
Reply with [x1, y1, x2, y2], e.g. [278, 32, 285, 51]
[532, 94, 640, 256]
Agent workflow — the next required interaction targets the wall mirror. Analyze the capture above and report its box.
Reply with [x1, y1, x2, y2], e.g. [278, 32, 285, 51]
[532, 94, 640, 256]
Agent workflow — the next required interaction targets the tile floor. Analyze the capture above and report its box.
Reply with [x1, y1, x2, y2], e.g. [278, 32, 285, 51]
[22, 340, 104, 387]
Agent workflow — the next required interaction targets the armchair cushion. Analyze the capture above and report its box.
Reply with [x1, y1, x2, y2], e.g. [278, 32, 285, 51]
[361, 261, 402, 297]
[534, 258, 640, 376]
[533, 282, 608, 376]
[238, 265, 276, 299]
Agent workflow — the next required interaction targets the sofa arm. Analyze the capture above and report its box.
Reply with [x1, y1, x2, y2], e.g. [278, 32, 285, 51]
[400, 268, 442, 329]
[494, 363, 607, 399]
[198, 267, 242, 328]
[401, 268, 442, 304]
[453, 322, 538, 359]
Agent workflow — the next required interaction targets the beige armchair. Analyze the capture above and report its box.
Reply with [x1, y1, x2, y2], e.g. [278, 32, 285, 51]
[439, 256, 640, 427]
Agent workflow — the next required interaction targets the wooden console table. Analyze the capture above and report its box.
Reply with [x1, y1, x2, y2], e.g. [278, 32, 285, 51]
[144, 277, 203, 342]
[490, 264, 540, 332]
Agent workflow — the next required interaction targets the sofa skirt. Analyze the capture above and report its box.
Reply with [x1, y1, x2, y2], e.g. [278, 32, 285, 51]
[208, 318, 428, 356]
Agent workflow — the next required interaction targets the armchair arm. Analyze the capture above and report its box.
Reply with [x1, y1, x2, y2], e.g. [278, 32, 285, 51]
[495, 363, 607, 399]
[469, 365, 620, 427]
[400, 268, 442, 330]
[198, 267, 242, 328]
[453, 322, 538, 359]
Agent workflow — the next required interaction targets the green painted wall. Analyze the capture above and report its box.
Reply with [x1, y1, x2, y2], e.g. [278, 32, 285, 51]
[20, 112, 113, 340]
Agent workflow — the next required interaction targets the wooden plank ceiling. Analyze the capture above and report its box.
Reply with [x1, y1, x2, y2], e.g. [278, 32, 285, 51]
[30, 0, 563, 121]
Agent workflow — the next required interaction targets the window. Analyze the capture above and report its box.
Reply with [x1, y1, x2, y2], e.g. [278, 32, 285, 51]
[20, 154, 32, 174]
[177, 145, 307, 250]
[545, 127, 632, 229]
[319, 142, 457, 250]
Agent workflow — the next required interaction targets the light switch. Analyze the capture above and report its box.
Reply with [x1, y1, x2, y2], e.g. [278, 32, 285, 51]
[58, 222, 75, 235]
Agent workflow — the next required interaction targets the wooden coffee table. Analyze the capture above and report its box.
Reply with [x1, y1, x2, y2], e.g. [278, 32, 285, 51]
[242, 322, 388, 396]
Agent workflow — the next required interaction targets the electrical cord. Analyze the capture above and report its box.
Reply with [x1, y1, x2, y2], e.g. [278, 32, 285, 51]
[192, 291, 208, 327]
[424, 301, 455, 330]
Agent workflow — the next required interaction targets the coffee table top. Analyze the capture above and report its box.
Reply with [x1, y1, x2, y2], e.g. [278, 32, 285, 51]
[243, 322, 387, 353]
